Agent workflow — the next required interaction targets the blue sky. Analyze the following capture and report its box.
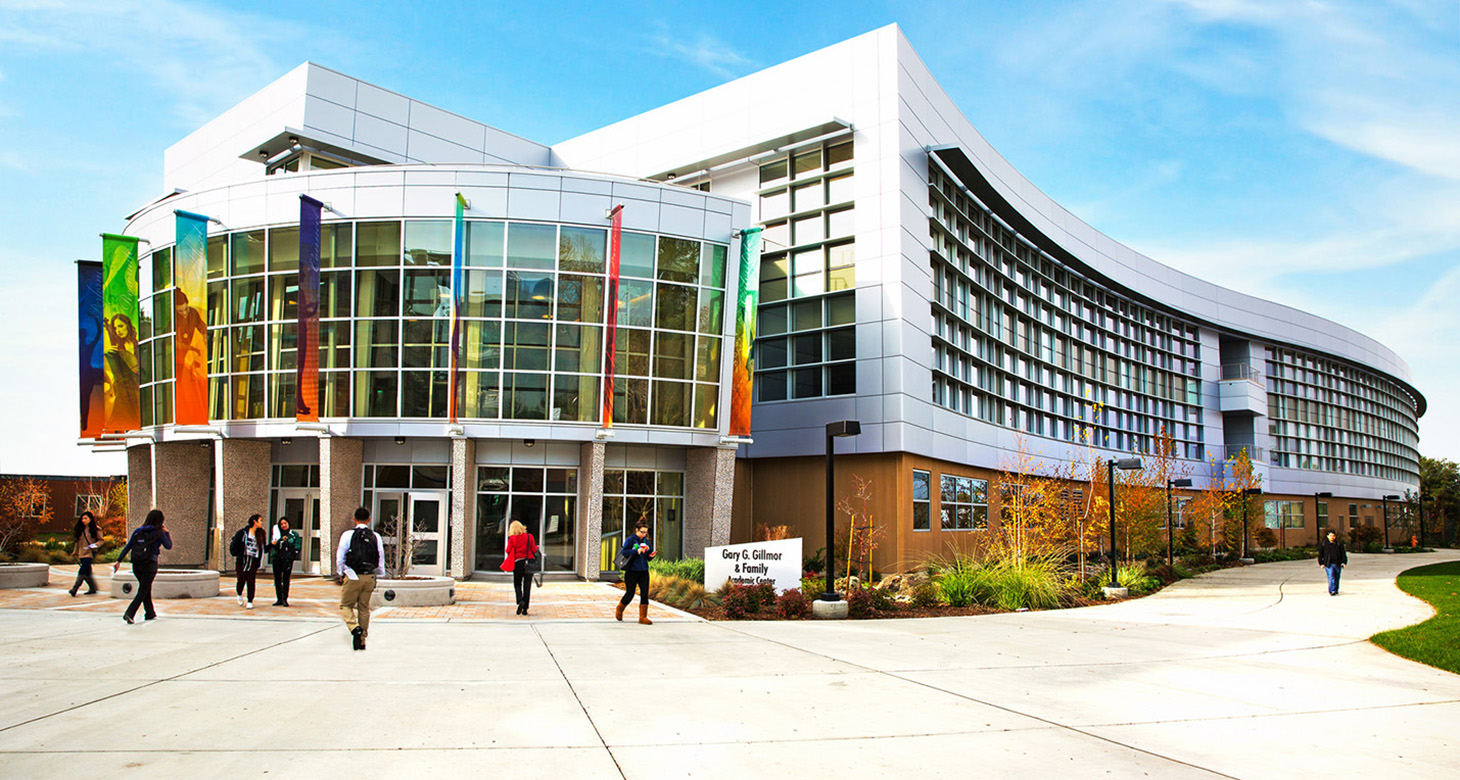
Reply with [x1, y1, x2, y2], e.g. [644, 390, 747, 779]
[1, 0, 1455, 476]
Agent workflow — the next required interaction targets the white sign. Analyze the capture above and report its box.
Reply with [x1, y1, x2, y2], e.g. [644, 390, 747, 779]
[704, 538, 803, 594]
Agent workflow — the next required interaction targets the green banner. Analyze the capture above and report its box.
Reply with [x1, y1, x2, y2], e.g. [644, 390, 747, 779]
[729, 227, 763, 437]
[101, 234, 141, 432]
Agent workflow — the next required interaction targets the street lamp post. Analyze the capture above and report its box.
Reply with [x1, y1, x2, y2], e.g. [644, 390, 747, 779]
[1107, 457, 1144, 588]
[1314, 491, 1332, 547]
[1166, 478, 1192, 567]
[822, 420, 861, 602]
[1241, 487, 1263, 561]
[1381, 494, 1400, 550]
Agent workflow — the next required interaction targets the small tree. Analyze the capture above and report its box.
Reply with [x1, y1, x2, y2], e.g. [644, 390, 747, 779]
[0, 477, 52, 556]
[835, 474, 883, 586]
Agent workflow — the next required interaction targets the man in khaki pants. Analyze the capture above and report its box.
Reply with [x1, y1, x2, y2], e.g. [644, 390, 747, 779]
[336, 507, 384, 650]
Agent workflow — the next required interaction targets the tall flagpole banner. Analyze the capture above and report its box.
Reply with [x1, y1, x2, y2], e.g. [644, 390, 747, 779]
[76, 261, 105, 438]
[297, 195, 323, 422]
[728, 227, 763, 437]
[449, 192, 467, 423]
[101, 234, 142, 433]
[601, 204, 624, 428]
[173, 210, 211, 425]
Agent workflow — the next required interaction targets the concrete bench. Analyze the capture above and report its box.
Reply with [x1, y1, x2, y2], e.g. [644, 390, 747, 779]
[0, 563, 50, 589]
[111, 569, 220, 599]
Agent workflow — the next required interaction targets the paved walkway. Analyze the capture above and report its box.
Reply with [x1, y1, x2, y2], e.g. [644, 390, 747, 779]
[1, 552, 1456, 779]
[4, 567, 684, 622]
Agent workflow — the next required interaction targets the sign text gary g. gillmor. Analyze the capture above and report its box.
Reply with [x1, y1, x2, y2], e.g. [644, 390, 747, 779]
[704, 537, 803, 594]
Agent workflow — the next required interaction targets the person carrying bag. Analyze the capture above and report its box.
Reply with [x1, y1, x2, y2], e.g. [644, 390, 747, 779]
[500, 520, 540, 616]
[269, 517, 303, 607]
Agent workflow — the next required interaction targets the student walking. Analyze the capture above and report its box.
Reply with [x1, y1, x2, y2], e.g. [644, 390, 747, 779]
[499, 520, 539, 615]
[112, 509, 172, 624]
[69, 511, 102, 596]
[269, 517, 303, 607]
[615, 521, 657, 625]
[231, 515, 266, 609]
[337, 507, 384, 650]
[1318, 530, 1348, 596]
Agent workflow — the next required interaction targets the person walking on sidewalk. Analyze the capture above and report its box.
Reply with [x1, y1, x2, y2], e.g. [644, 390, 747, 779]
[68, 511, 102, 596]
[231, 515, 266, 609]
[615, 521, 657, 625]
[1318, 530, 1348, 596]
[112, 509, 172, 624]
[337, 507, 384, 651]
[268, 517, 303, 607]
[499, 520, 539, 616]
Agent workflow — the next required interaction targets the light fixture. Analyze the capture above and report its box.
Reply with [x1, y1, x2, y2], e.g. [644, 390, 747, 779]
[259, 149, 269, 158]
[288, 136, 300, 146]
[1165, 477, 1193, 567]
[822, 420, 862, 602]
[594, 429, 614, 441]
[1381, 494, 1401, 549]
[394, 436, 405, 445]
[281, 437, 293, 446]
[524, 439, 536, 448]
[1107, 457, 1145, 588]
[666, 172, 677, 180]
[1240, 487, 1263, 560]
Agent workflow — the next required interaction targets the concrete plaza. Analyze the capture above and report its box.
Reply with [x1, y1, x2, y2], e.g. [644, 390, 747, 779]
[1, 552, 1456, 779]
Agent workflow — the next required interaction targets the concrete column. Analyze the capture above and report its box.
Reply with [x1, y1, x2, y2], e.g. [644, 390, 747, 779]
[214, 439, 272, 573]
[150, 441, 212, 567]
[450, 438, 476, 579]
[319, 437, 363, 577]
[126, 443, 152, 534]
[577, 440, 606, 578]
[685, 445, 737, 558]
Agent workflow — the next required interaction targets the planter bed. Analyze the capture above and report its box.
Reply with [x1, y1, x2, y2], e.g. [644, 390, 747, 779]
[111, 569, 220, 599]
[0, 562, 50, 589]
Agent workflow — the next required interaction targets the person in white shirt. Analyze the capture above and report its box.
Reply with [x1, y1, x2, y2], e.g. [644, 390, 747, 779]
[336, 506, 385, 650]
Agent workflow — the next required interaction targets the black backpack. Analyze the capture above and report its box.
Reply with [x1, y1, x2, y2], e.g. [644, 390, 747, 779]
[229, 529, 244, 558]
[343, 527, 379, 575]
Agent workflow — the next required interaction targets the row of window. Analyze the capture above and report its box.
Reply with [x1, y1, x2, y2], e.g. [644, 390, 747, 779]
[927, 168, 1206, 459]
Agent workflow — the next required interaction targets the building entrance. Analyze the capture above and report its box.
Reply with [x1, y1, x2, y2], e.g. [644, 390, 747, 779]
[273, 489, 321, 574]
[373, 491, 448, 577]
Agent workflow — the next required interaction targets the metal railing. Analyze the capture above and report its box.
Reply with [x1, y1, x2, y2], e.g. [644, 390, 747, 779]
[1220, 363, 1263, 384]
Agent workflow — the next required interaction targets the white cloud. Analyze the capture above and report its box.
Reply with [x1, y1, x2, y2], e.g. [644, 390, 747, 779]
[650, 30, 757, 79]
[0, 0, 290, 126]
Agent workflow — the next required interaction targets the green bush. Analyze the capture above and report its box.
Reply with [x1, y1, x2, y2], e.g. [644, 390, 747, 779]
[846, 587, 876, 618]
[1117, 564, 1159, 594]
[938, 571, 977, 607]
[649, 557, 705, 584]
[649, 574, 710, 609]
[910, 579, 941, 607]
[776, 588, 811, 619]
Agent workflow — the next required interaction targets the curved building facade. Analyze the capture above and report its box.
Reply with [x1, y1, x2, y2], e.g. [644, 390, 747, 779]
[96, 25, 1422, 578]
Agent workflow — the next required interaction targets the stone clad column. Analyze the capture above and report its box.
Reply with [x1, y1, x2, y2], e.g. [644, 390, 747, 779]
[450, 438, 476, 579]
[685, 445, 737, 559]
[319, 437, 363, 577]
[577, 440, 606, 579]
[214, 439, 271, 573]
[126, 443, 152, 533]
[150, 441, 212, 567]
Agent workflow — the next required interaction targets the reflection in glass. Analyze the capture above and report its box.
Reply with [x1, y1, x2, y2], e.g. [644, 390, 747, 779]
[466, 221, 504, 267]
[356, 269, 400, 318]
[403, 269, 450, 317]
[269, 227, 299, 271]
[403, 221, 451, 266]
[355, 321, 398, 368]
[651, 380, 691, 426]
[559, 226, 606, 273]
[355, 371, 397, 417]
[619, 232, 655, 278]
[656, 237, 698, 283]
[230, 231, 265, 276]
[505, 372, 547, 419]
[616, 279, 653, 327]
[653, 332, 694, 380]
[506, 223, 556, 269]
[402, 370, 448, 417]
[654, 283, 695, 332]
[356, 222, 401, 267]
[462, 269, 503, 318]
[614, 377, 648, 424]
[558, 275, 604, 323]
[693, 383, 718, 429]
[505, 272, 553, 320]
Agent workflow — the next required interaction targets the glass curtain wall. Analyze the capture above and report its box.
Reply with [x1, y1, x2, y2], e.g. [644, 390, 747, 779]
[474, 466, 578, 573]
[599, 468, 685, 572]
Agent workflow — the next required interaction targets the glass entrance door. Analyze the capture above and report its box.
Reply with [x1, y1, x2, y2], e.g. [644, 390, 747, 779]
[274, 488, 321, 574]
[373, 491, 446, 577]
[407, 492, 444, 576]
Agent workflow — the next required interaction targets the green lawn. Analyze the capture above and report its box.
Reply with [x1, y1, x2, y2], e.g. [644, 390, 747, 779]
[1371, 561, 1460, 675]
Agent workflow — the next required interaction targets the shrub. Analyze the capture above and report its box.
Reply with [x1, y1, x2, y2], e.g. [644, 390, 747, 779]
[1349, 526, 1384, 548]
[938, 571, 977, 607]
[775, 588, 811, 619]
[1117, 564, 1160, 594]
[981, 559, 1067, 610]
[800, 576, 829, 597]
[649, 557, 705, 584]
[746, 581, 776, 610]
[910, 579, 941, 607]
[846, 586, 876, 618]
[722, 584, 754, 619]
[867, 585, 896, 612]
[649, 574, 709, 609]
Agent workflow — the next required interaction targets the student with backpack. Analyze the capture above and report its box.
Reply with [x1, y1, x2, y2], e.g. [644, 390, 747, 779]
[336, 506, 385, 650]
[112, 509, 172, 624]
[230, 514, 267, 609]
[268, 516, 303, 607]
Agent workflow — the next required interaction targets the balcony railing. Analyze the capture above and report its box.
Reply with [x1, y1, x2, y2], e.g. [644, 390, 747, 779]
[1220, 364, 1263, 384]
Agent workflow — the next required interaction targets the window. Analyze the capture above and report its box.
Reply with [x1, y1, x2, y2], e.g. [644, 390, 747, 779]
[75, 494, 106, 517]
[1265, 500, 1304, 529]
[1317, 501, 1329, 529]
[939, 474, 988, 530]
[912, 470, 931, 531]
[600, 469, 685, 568]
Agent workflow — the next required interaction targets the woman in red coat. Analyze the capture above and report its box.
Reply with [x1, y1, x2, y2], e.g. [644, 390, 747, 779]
[500, 520, 539, 615]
